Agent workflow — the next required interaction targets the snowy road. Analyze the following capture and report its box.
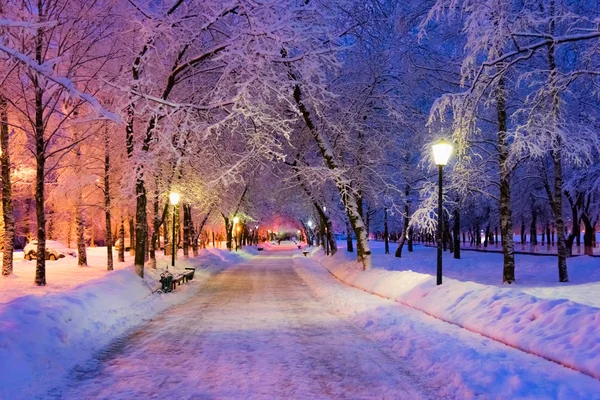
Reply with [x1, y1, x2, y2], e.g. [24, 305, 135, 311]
[47, 250, 435, 400]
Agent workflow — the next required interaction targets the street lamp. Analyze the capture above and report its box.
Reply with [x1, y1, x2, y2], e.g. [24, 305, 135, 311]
[432, 139, 453, 285]
[169, 192, 181, 269]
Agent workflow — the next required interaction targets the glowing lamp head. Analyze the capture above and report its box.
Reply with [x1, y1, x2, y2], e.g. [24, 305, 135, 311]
[169, 192, 181, 205]
[308, 220, 314, 228]
[432, 139, 453, 166]
[233, 216, 239, 224]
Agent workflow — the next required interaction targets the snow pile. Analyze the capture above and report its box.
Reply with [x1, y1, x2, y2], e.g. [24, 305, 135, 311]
[293, 255, 600, 399]
[313, 249, 600, 380]
[0, 249, 245, 399]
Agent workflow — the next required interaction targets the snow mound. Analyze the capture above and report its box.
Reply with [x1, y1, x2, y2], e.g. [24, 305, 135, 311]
[315, 253, 600, 380]
[0, 250, 241, 399]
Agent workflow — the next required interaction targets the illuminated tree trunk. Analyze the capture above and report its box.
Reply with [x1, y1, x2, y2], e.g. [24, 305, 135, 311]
[0, 95, 14, 276]
[104, 127, 113, 271]
[129, 216, 135, 256]
[73, 126, 87, 267]
[75, 201, 87, 267]
[34, 19, 47, 286]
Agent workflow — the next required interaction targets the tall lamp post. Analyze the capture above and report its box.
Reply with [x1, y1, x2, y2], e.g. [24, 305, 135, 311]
[307, 220, 314, 246]
[169, 192, 181, 269]
[432, 139, 453, 285]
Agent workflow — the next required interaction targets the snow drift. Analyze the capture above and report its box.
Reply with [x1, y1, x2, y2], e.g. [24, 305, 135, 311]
[312, 250, 600, 380]
[0, 249, 241, 399]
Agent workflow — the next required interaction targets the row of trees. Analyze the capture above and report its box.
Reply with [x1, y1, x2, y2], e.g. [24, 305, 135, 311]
[0, 0, 598, 285]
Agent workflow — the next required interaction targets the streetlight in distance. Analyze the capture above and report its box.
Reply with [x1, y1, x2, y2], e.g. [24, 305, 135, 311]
[432, 139, 453, 285]
[169, 192, 181, 269]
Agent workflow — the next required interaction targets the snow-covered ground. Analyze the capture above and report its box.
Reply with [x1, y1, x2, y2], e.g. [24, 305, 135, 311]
[294, 252, 600, 399]
[2, 241, 600, 398]
[349, 240, 600, 306]
[0, 246, 251, 399]
[313, 241, 600, 380]
[41, 244, 600, 399]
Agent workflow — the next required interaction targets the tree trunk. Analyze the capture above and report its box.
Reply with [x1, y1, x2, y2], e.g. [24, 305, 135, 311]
[67, 211, 72, 249]
[547, 0, 568, 282]
[384, 207, 389, 254]
[75, 202, 87, 267]
[564, 195, 579, 258]
[129, 216, 135, 256]
[34, 25, 46, 285]
[0, 95, 14, 276]
[149, 184, 160, 269]
[581, 213, 594, 256]
[173, 204, 180, 259]
[191, 221, 198, 257]
[497, 76, 515, 283]
[118, 219, 125, 262]
[183, 204, 190, 258]
[224, 215, 232, 250]
[521, 220, 526, 250]
[346, 219, 353, 252]
[104, 134, 113, 270]
[453, 208, 460, 259]
[47, 210, 54, 240]
[193, 207, 212, 256]
[395, 200, 410, 258]
[292, 80, 370, 269]
[73, 126, 87, 267]
[530, 202, 537, 253]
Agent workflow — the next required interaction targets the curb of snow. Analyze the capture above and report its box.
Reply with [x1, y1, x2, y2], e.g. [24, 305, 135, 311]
[0, 249, 245, 399]
[312, 251, 600, 381]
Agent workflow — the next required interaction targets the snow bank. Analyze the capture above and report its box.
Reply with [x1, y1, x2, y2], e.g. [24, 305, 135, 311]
[313, 250, 600, 380]
[0, 249, 244, 399]
[294, 255, 600, 399]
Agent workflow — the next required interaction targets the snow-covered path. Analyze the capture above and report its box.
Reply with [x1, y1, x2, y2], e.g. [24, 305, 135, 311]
[47, 250, 434, 400]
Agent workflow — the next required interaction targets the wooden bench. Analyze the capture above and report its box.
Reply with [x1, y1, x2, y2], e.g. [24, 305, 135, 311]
[159, 267, 196, 293]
